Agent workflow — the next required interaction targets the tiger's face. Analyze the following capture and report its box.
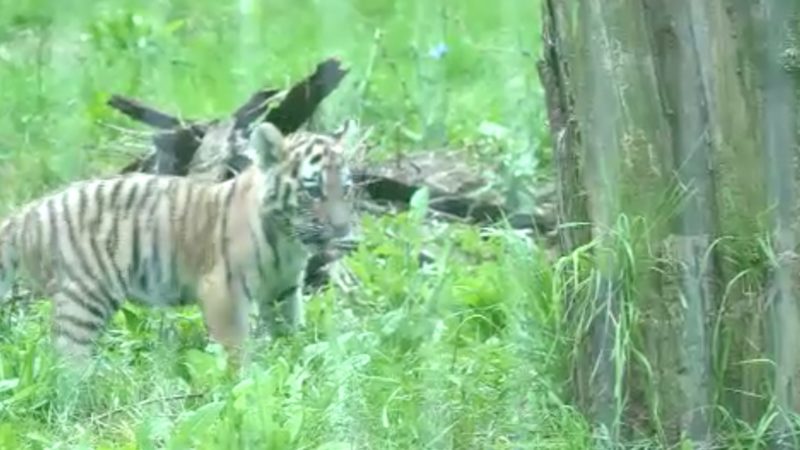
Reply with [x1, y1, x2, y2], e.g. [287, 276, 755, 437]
[249, 120, 360, 250]
[291, 124, 356, 247]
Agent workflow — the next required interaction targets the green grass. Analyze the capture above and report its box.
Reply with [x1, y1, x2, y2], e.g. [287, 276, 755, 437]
[0, 0, 584, 448]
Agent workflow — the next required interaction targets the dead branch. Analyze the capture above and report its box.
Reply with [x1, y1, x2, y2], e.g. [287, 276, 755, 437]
[112, 57, 349, 178]
[263, 57, 349, 134]
[107, 95, 185, 130]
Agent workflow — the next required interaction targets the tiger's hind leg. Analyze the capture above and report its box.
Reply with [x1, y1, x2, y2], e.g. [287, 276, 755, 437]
[49, 283, 122, 410]
[50, 283, 121, 364]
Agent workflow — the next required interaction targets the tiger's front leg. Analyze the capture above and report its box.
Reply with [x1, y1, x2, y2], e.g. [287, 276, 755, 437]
[277, 283, 305, 335]
[259, 284, 302, 339]
[257, 276, 305, 339]
[197, 270, 250, 372]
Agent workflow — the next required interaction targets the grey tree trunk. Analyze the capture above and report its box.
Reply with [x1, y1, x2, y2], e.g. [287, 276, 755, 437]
[538, 0, 800, 446]
[762, 2, 800, 448]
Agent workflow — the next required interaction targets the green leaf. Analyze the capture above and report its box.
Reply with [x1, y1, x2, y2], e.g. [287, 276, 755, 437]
[409, 186, 430, 223]
[286, 410, 304, 443]
[164, 19, 186, 35]
[0, 378, 19, 393]
[169, 401, 225, 448]
[182, 348, 222, 387]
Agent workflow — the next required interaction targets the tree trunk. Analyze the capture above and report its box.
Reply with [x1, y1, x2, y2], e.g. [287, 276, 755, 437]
[761, 2, 800, 447]
[540, 0, 800, 446]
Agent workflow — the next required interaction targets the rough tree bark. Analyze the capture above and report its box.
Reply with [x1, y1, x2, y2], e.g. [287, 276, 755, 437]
[540, 0, 800, 446]
[761, 2, 800, 447]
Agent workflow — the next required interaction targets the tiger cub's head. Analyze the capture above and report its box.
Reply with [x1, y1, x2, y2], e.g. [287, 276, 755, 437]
[248, 120, 360, 249]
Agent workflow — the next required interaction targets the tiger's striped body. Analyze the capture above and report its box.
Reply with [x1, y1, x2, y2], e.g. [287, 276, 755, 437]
[0, 121, 357, 366]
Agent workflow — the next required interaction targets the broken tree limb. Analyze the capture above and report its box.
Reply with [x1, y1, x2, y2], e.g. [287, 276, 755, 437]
[112, 57, 349, 177]
[232, 88, 282, 130]
[263, 57, 349, 134]
[117, 124, 208, 175]
[107, 94, 185, 130]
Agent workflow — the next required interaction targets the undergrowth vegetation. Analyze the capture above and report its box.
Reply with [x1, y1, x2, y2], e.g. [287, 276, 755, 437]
[0, 0, 584, 448]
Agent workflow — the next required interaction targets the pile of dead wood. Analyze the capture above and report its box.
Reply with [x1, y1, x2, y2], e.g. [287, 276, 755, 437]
[107, 57, 557, 290]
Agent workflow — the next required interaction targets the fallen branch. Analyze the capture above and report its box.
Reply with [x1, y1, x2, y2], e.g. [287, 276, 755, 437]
[232, 88, 281, 130]
[111, 57, 349, 177]
[107, 95, 184, 130]
[263, 57, 349, 134]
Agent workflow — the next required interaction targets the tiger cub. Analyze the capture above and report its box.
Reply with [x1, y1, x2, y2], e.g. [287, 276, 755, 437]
[0, 120, 357, 367]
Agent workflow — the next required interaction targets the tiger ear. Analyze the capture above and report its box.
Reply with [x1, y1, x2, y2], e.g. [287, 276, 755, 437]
[249, 122, 286, 169]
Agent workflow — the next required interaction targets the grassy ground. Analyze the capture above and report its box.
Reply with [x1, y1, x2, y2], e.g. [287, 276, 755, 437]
[0, 0, 589, 448]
